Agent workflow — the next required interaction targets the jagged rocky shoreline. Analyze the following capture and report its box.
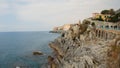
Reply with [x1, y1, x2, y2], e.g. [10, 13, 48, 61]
[47, 20, 120, 68]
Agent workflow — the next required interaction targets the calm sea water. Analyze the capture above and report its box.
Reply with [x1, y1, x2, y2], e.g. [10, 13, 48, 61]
[0, 31, 59, 68]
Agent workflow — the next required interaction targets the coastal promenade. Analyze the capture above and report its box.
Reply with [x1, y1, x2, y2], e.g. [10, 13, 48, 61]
[86, 18, 120, 30]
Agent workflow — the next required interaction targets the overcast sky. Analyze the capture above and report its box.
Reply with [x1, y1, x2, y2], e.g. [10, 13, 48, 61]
[0, 0, 120, 31]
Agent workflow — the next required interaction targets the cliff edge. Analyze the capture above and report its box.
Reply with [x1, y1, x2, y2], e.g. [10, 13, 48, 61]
[48, 20, 120, 68]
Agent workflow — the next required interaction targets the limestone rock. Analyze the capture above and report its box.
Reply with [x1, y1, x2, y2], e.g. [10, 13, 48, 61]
[48, 21, 120, 68]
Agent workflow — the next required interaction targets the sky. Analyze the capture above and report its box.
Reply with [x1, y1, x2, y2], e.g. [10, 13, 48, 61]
[0, 0, 120, 32]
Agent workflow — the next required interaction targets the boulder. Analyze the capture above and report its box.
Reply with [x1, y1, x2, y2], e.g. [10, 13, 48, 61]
[33, 51, 43, 56]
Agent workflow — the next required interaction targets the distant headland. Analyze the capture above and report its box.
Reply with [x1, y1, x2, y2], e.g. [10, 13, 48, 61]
[51, 8, 120, 33]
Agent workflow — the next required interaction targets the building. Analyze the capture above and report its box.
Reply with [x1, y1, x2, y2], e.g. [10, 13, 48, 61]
[115, 9, 120, 14]
[115, 9, 120, 20]
[101, 14, 111, 21]
[92, 13, 100, 19]
[92, 9, 120, 22]
[92, 13, 111, 21]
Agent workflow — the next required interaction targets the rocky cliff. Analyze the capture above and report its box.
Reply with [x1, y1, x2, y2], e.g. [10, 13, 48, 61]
[48, 21, 120, 68]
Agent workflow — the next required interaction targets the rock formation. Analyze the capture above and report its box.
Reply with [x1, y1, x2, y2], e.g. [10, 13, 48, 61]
[33, 51, 43, 56]
[48, 20, 120, 68]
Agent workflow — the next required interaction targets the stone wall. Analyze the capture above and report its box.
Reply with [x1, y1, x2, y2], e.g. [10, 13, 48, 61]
[95, 28, 120, 40]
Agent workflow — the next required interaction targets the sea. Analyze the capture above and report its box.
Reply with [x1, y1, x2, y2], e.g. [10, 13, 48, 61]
[0, 31, 59, 68]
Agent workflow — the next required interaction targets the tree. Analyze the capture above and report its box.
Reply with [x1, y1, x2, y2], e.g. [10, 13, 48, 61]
[101, 10, 110, 14]
[110, 15, 119, 22]
[101, 9, 115, 15]
[109, 9, 115, 15]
